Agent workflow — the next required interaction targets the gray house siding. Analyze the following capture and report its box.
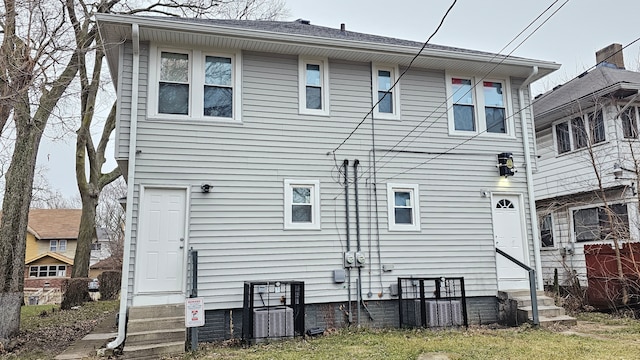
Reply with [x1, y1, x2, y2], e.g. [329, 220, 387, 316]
[118, 42, 538, 315]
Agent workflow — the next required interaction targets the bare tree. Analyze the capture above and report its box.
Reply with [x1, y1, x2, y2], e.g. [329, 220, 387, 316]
[69, 0, 289, 279]
[95, 178, 126, 268]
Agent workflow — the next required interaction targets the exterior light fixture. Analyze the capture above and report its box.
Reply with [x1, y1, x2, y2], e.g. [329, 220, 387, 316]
[201, 183, 212, 193]
[613, 163, 623, 179]
[497, 152, 516, 177]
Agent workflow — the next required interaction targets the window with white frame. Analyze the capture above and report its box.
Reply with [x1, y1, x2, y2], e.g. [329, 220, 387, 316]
[49, 240, 66, 252]
[372, 64, 400, 119]
[553, 108, 605, 154]
[540, 213, 554, 248]
[29, 265, 66, 278]
[91, 243, 102, 251]
[573, 203, 629, 243]
[284, 179, 321, 230]
[621, 105, 639, 139]
[151, 46, 240, 121]
[447, 75, 511, 136]
[387, 183, 420, 231]
[299, 57, 329, 115]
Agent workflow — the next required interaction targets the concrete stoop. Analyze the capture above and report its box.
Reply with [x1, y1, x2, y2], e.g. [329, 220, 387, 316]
[501, 290, 577, 327]
[123, 304, 186, 359]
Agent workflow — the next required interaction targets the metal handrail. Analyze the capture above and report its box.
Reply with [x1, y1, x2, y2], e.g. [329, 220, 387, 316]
[495, 248, 539, 326]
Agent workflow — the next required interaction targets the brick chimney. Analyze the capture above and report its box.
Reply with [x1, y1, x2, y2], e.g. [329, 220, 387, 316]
[596, 43, 625, 69]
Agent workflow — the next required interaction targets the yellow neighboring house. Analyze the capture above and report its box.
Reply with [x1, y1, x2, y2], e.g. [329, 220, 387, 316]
[24, 209, 81, 289]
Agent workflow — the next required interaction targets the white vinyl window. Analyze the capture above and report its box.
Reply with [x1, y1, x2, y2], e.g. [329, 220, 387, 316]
[387, 183, 421, 231]
[150, 46, 241, 122]
[621, 105, 639, 139]
[59, 240, 67, 252]
[372, 64, 400, 119]
[50, 240, 57, 252]
[299, 57, 329, 115]
[446, 74, 512, 136]
[50, 239, 66, 252]
[284, 179, 321, 230]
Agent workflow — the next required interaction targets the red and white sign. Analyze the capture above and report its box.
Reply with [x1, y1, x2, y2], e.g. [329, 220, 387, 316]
[185, 297, 205, 327]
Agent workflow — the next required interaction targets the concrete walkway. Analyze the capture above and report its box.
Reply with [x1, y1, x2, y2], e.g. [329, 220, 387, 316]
[55, 312, 118, 359]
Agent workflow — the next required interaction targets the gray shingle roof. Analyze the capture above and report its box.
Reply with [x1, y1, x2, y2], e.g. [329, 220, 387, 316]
[138, 16, 523, 60]
[533, 66, 640, 119]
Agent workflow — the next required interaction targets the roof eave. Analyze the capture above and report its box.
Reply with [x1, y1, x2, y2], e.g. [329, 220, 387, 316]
[97, 13, 559, 83]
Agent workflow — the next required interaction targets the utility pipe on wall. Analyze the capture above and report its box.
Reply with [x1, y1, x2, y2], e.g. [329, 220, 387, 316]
[343, 159, 352, 324]
[353, 159, 361, 325]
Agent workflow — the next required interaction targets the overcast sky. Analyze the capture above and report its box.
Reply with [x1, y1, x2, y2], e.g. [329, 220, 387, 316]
[38, 0, 640, 200]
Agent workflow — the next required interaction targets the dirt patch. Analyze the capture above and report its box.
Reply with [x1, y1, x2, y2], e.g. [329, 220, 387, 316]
[557, 321, 631, 341]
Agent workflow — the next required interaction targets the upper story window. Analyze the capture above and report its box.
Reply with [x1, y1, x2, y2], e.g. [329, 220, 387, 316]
[150, 46, 241, 122]
[540, 213, 554, 248]
[91, 243, 102, 251]
[553, 108, 605, 154]
[284, 179, 321, 230]
[299, 57, 329, 115]
[372, 64, 400, 119]
[447, 74, 511, 136]
[386, 183, 421, 231]
[621, 106, 639, 139]
[573, 203, 628, 243]
[49, 239, 66, 252]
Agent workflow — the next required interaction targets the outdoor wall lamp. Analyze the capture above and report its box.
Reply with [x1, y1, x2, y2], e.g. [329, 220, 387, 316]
[613, 163, 635, 179]
[201, 183, 212, 193]
[497, 152, 516, 177]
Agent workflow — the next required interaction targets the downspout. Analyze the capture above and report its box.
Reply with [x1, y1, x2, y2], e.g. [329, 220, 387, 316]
[518, 66, 543, 290]
[343, 159, 352, 324]
[108, 23, 140, 350]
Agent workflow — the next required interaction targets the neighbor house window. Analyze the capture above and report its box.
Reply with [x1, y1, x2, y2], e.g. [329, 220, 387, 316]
[158, 51, 190, 115]
[553, 107, 606, 154]
[622, 106, 638, 139]
[573, 203, 629, 242]
[284, 179, 321, 230]
[91, 243, 102, 251]
[49, 240, 66, 252]
[540, 213, 554, 248]
[151, 46, 240, 121]
[387, 183, 420, 231]
[299, 57, 329, 115]
[447, 75, 511, 136]
[29, 265, 66, 278]
[372, 64, 400, 119]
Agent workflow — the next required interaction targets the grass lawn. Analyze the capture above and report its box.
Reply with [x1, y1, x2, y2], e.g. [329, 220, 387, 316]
[185, 314, 640, 360]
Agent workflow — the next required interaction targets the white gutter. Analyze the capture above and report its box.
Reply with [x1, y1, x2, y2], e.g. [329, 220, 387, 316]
[519, 66, 544, 291]
[108, 23, 139, 350]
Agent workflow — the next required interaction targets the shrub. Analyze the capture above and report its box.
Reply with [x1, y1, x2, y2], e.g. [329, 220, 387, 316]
[98, 271, 121, 300]
[61, 278, 91, 310]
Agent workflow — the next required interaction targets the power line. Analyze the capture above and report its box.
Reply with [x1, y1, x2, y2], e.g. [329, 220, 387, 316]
[366, 0, 571, 181]
[330, 0, 458, 154]
[365, 0, 564, 176]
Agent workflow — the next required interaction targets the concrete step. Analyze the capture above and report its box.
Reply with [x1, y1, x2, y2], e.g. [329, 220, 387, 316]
[518, 304, 566, 319]
[500, 289, 546, 298]
[129, 304, 184, 320]
[538, 314, 578, 328]
[123, 341, 184, 359]
[127, 316, 184, 333]
[512, 295, 556, 307]
[126, 328, 186, 346]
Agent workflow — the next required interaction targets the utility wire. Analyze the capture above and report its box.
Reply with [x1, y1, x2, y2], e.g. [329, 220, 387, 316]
[363, 0, 564, 177]
[362, 0, 570, 180]
[330, 0, 458, 154]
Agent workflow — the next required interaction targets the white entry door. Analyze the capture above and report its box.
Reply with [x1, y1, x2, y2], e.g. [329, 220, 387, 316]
[492, 194, 529, 290]
[136, 188, 187, 295]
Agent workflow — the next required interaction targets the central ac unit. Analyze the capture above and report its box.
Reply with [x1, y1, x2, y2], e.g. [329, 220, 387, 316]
[425, 300, 463, 327]
[253, 306, 294, 341]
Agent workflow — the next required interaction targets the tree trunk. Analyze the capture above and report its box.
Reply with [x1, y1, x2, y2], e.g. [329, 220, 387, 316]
[0, 119, 44, 340]
[71, 195, 99, 278]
